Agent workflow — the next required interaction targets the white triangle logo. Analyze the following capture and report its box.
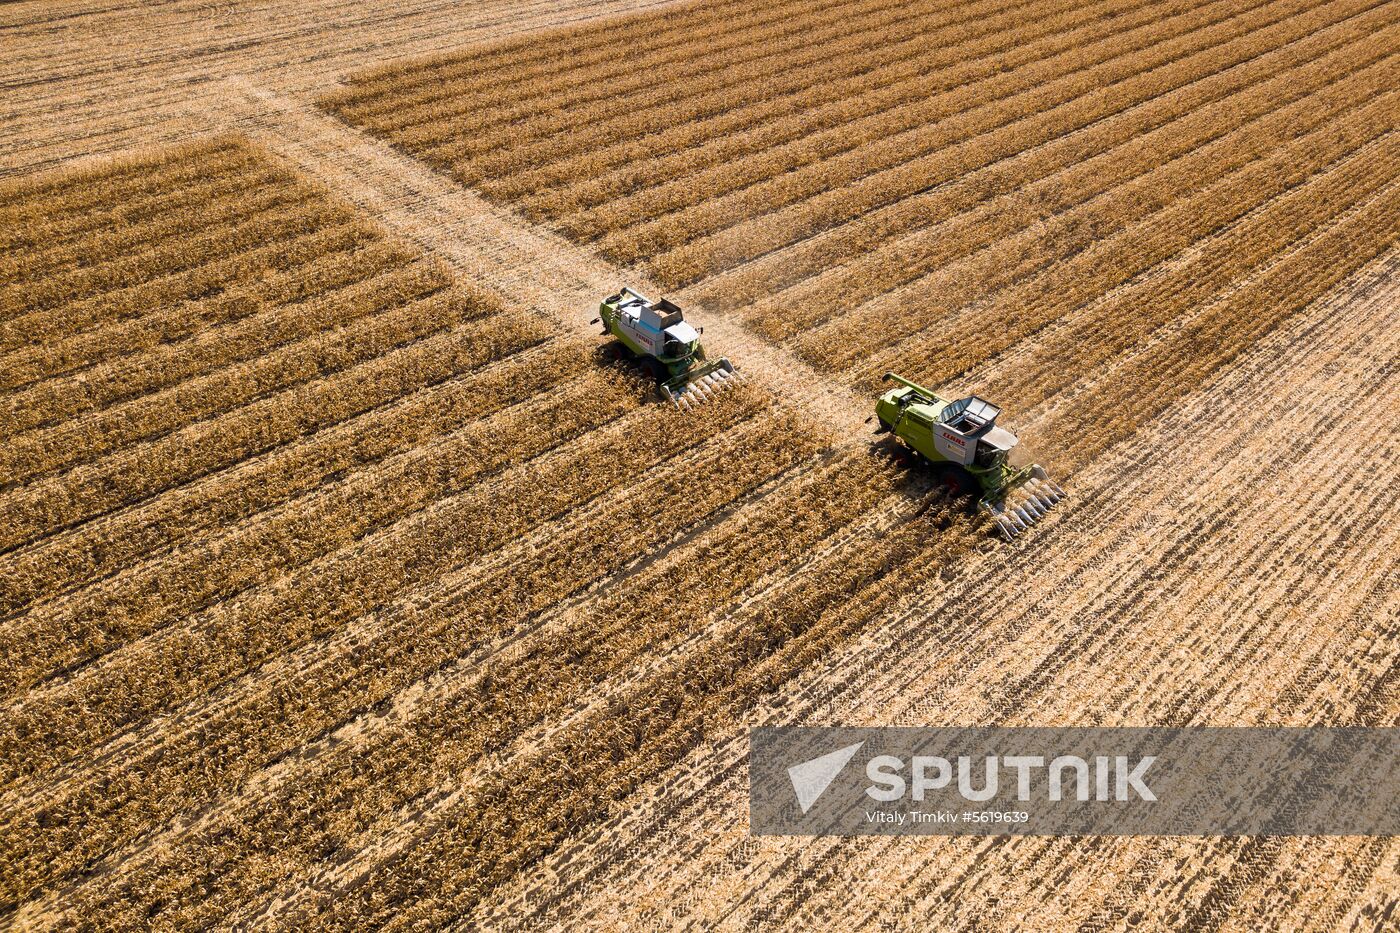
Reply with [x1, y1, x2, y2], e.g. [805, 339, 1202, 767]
[787, 741, 865, 814]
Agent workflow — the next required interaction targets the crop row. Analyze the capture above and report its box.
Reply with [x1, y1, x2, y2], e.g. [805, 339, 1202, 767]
[728, 3, 1392, 341]
[0, 368, 637, 778]
[0, 182, 334, 324]
[21, 443, 923, 926]
[3, 237, 422, 437]
[0, 203, 376, 364]
[627, 0, 1328, 284]
[3, 262, 462, 484]
[0, 222, 385, 393]
[2, 396, 815, 905]
[988, 143, 1400, 419]
[792, 53, 1397, 373]
[846, 96, 1397, 389]
[1027, 155, 1399, 470]
[0, 317, 576, 704]
[516, 0, 1143, 217]
[0, 138, 252, 239]
[324, 0, 1152, 202]
[0, 159, 290, 288]
[325, 0, 809, 112]
[317, 479, 978, 930]
[0, 297, 542, 554]
[563, 0, 1234, 259]
[430, 0, 1062, 180]
[0, 339, 585, 620]
[372, 0, 918, 149]
[498, 0, 1059, 207]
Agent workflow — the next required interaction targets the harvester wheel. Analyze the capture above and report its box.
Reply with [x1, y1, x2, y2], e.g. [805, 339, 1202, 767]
[937, 464, 979, 499]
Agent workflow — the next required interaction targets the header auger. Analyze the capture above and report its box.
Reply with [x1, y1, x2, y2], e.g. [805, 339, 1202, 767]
[593, 287, 743, 410]
[874, 373, 1065, 540]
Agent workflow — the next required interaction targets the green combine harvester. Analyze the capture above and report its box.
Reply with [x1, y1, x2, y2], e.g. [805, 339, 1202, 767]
[593, 287, 742, 409]
[875, 373, 1065, 540]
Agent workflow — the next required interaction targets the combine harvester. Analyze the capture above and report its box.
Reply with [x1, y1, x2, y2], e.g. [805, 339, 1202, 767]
[593, 287, 742, 409]
[874, 373, 1065, 540]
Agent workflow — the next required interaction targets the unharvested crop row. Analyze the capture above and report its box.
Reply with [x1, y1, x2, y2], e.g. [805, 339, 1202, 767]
[0, 201, 367, 358]
[989, 149, 1400, 419]
[0, 340, 585, 620]
[3, 237, 421, 437]
[549, 0, 1233, 251]
[2, 400, 813, 904]
[0, 184, 333, 323]
[495, 0, 1059, 207]
[366, 0, 911, 147]
[429, 0, 1070, 181]
[848, 105, 1397, 389]
[3, 261, 458, 484]
[722, 1, 1388, 336]
[1029, 168, 1399, 471]
[0, 314, 557, 690]
[628, 0, 1326, 284]
[61, 446, 912, 929]
[509, 0, 1143, 213]
[326, 0, 789, 110]
[0, 306, 542, 554]
[789, 56, 1397, 370]
[0, 162, 292, 287]
[1, 384, 762, 748]
[683, 0, 1383, 316]
[0, 222, 384, 392]
[340, 0, 897, 136]
[0, 369, 637, 774]
[1, 147, 270, 254]
[0, 138, 251, 235]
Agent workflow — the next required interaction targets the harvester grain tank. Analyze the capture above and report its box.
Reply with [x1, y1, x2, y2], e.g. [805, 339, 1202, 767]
[593, 287, 742, 408]
[874, 373, 1065, 539]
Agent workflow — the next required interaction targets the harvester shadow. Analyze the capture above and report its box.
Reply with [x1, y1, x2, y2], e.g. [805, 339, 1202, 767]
[592, 341, 662, 401]
[866, 434, 978, 526]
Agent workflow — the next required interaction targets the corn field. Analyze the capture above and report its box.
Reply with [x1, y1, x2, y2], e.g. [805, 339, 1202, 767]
[2, 0, 1397, 929]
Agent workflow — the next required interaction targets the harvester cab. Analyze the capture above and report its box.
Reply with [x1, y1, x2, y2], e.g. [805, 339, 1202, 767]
[875, 373, 1065, 540]
[593, 287, 743, 409]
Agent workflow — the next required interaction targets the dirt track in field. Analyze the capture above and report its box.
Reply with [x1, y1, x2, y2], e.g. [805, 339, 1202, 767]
[219, 80, 876, 435]
[2, 0, 1397, 929]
